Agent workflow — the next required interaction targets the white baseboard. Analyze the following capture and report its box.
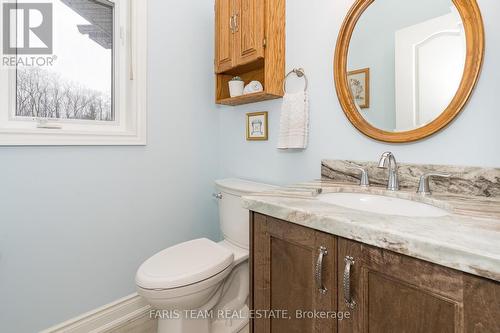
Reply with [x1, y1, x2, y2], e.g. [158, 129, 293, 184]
[41, 293, 152, 333]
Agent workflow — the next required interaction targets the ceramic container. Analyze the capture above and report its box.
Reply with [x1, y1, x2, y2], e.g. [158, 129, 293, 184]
[229, 80, 245, 97]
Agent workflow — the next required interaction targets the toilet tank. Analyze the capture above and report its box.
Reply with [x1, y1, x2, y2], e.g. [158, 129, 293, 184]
[215, 179, 276, 249]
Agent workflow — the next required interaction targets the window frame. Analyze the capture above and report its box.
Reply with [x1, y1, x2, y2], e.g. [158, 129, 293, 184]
[0, 0, 147, 145]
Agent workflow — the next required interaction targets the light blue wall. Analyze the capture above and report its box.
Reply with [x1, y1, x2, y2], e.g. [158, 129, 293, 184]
[348, 0, 451, 130]
[0, 0, 220, 332]
[1, 0, 499, 332]
[218, 0, 500, 186]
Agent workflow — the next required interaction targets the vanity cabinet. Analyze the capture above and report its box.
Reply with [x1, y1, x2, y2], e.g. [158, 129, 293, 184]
[214, 0, 285, 105]
[250, 213, 500, 333]
[338, 238, 462, 332]
[251, 213, 337, 333]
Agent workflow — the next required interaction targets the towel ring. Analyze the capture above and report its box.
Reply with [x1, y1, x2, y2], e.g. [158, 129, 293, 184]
[283, 68, 308, 93]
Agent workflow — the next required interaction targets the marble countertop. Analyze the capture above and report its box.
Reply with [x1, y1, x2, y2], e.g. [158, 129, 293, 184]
[242, 180, 500, 282]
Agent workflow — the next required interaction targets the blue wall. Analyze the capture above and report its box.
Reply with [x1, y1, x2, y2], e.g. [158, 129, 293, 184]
[218, 0, 500, 186]
[0, 0, 220, 332]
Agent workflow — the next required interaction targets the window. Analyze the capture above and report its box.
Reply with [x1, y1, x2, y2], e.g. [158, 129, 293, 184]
[0, 0, 147, 145]
[17, 0, 114, 122]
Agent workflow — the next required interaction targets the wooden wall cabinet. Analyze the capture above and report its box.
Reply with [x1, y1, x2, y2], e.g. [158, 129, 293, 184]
[214, 0, 285, 106]
[215, 0, 235, 73]
[250, 213, 500, 333]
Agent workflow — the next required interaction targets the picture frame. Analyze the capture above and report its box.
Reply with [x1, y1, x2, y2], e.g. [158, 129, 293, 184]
[246, 112, 268, 141]
[347, 68, 370, 109]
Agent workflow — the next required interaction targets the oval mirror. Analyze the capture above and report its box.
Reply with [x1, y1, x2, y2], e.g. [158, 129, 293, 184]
[334, 0, 484, 143]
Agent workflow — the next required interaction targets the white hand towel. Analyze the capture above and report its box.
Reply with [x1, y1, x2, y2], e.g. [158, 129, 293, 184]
[277, 91, 309, 149]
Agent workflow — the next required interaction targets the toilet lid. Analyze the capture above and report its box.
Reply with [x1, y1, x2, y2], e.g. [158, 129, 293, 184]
[136, 238, 234, 290]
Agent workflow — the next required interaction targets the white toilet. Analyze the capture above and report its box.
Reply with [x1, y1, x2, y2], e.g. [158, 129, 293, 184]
[136, 179, 275, 333]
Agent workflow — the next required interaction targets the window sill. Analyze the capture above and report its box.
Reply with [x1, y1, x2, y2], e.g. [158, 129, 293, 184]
[0, 128, 147, 146]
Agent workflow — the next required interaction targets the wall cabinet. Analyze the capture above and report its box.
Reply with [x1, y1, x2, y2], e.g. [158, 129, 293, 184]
[215, 0, 265, 72]
[234, 0, 265, 66]
[215, 0, 235, 73]
[214, 0, 285, 106]
[250, 213, 500, 333]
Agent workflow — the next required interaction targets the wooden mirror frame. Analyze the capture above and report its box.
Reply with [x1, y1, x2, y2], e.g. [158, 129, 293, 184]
[334, 0, 484, 143]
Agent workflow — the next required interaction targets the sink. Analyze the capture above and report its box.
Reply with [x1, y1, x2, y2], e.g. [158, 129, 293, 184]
[317, 193, 449, 217]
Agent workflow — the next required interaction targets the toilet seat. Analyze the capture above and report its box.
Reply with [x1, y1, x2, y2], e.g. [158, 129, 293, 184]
[137, 263, 233, 309]
[136, 238, 234, 290]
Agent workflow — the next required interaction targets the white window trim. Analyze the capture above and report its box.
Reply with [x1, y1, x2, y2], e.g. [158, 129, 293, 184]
[0, 0, 147, 146]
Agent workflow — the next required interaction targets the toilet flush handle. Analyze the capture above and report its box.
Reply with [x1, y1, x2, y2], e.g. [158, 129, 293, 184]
[213, 192, 223, 200]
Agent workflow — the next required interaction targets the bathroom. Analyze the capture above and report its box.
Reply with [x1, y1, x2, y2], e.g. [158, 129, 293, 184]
[0, 0, 499, 332]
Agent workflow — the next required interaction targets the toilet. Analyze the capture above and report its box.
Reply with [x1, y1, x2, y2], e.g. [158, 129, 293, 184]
[135, 179, 275, 333]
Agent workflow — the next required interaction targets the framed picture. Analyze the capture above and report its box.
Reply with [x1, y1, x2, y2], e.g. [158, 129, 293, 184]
[348, 68, 370, 109]
[246, 112, 268, 141]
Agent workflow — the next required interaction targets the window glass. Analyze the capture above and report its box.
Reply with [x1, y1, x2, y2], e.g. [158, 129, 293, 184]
[15, 0, 114, 121]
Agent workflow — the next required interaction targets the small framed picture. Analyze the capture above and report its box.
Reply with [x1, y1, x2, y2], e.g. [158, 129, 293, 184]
[348, 68, 370, 109]
[246, 112, 268, 141]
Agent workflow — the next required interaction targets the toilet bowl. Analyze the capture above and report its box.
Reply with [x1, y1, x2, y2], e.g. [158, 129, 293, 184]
[135, 179, 276, 333]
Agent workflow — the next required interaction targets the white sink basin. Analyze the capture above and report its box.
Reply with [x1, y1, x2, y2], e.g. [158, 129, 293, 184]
[317, 193, 449, 217]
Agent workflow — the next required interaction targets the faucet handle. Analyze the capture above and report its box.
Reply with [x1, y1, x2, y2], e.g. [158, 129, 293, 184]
[417, 173, 451, 195]
[348, 166, 370, 187]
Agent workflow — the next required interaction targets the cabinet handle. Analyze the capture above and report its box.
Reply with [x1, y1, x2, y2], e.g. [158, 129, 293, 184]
[234, 13, 239, 32]
[343, 256, 357, 309]
[315, 246, 328, 295]
[229, 15, 235, 33]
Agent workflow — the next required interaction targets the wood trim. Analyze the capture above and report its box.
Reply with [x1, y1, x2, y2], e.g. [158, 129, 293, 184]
[252, 213, 270, 333]
[264, 0, 286, 97]
[217, 91, 281, 106]
[249, 212, 254, 333]
[334, 0, 485, 143]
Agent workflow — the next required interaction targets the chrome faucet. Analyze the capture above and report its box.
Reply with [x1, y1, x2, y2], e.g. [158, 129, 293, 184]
[378, 152, 399, 191]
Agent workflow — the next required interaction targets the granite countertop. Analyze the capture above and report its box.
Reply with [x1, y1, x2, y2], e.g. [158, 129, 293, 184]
[242, 180, 500, 282]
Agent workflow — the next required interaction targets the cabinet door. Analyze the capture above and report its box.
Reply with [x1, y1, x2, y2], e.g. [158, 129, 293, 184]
[251, 214, 337, 333]
[234, 0, 265, 67]
[464, 274, 500, 332]
[338, 238, 464, 333]
[215, 0, 235, 73]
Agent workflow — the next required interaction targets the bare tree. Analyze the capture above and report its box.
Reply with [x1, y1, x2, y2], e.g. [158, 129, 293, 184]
[16, 67, 112, 121]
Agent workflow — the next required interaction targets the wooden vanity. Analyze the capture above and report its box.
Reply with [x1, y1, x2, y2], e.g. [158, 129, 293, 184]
[249, 213, 500, 333]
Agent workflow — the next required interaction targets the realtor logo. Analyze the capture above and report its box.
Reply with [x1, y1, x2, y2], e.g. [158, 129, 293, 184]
[3, 3, 53, 54]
